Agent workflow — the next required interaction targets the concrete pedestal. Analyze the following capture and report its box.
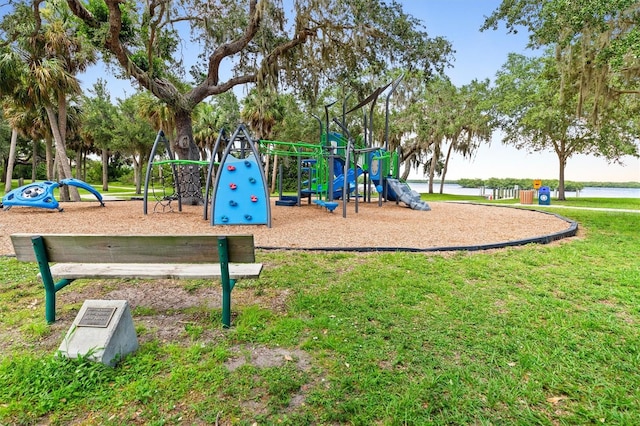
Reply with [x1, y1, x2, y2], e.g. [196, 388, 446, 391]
[58, 300, 138, 367]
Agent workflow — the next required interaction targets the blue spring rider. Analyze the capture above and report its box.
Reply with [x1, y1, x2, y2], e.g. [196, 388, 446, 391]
[2, 178, 105, 212]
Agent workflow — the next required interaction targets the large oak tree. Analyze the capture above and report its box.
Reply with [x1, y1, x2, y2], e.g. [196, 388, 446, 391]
[64, 0, 452, 202]
[484, 0, 639, 198]
[492, 52, 638, 199]
[483, 0, 640, 121]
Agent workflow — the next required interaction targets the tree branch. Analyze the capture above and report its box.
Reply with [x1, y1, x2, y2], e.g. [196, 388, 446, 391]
[613, 89, 640, 95]
[65, 0, 99, 27]
[206, 0, 260, 86]
[263, 27, 316, 69]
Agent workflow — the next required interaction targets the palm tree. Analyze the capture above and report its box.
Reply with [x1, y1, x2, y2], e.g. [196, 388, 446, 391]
[1, 2, 96, 201]
[192, 102, 219, 161]
[241, 87, 285, 193]
[0, 50, 23, 193]
[112, 94, 157, 194]
[81, 79, 117, 191]
[31, 58, 82, 201]
[403, 77, 454, 193]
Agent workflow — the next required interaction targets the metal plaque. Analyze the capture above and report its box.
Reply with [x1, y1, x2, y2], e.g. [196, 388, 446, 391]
[77, 307, 117, 328]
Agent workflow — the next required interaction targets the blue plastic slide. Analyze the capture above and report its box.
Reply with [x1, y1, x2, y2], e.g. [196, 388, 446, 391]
[331, 167, 363, 199]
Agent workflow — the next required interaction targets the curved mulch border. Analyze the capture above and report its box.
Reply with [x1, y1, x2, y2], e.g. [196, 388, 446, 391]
[257, 204, 579, 252]
[0, 200, 578, 256]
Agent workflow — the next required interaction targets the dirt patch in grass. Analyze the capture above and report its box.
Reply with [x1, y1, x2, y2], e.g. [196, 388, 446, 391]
[224, 345, 312, 372]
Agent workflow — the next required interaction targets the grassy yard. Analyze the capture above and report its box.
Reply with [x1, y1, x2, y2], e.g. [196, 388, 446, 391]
[0, 197, 639, 424]
[487, 195, 640, 211]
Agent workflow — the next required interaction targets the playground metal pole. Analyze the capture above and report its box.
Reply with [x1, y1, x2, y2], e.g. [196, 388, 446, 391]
[383, 74, 404, 202]
[323, 101, 337, 202]
[311, 113, 325, 203]
[311, 114, 323, 144]
[343, 138, 351, 218]
[143, 130, 172, 215]
[362, 112, 369, 203]
[297, 156, 302, 206]
[204, 128, 227, 220]
[332, 118, 353, 218]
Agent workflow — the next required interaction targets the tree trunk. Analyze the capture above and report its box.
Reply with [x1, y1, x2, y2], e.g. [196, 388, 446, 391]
[4, 128, 18, 193]
[82, 150, 88, 181]
[75, 148, 82, 179]
[57, 161, 70, 201]
[102, 148, 109, 191]
[133, 154, 142, 194]
[173, 109, 203, 205]
[400, 167, 411, 181]
[428, 141, 442, 194]
[31, 139, 38, 182]
[45, 105, 80, 201]
[558, 155, 567, 201]
[45, 135, 54, 180]
[264, 152, 271, 192]
[439, 142, 454, 194]
[428, 153, 437, 194]
[270, 154, 279, 194]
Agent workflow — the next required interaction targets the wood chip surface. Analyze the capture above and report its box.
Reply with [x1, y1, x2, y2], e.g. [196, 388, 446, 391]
[0, 199, 575, 254]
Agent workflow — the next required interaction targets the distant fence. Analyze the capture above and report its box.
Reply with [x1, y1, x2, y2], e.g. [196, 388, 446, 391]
[486, 186, 522, 200]
[485, 186, 576, 201]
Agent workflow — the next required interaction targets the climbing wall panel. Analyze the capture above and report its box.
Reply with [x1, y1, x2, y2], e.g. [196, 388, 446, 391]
[212, 154, 269, 226]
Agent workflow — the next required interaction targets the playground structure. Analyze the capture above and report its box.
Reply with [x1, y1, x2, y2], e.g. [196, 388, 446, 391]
[141, 75, 428, 225]
[143, 125, 271, 227]
[261, 74, 430, 217]
[143, 130, 212, 214]
[2, 178, 105, 211]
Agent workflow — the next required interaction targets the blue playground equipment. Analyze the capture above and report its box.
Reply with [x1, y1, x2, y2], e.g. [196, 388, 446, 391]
[2, 178, 105, 211]
[211, 124, 271, 227]
[143, 126, 271, 227]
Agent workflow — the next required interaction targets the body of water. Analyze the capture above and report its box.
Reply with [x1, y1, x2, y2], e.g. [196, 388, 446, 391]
[407, 182, 640, 199]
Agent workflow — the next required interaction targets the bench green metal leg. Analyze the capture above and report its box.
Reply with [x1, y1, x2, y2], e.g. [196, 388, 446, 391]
[31, 236, 73, 324]
[217, 236, 235, 328]
[221, 278, 236, 328]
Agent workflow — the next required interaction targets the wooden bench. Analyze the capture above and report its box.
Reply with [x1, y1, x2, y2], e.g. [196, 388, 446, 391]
[10, 234, 262, 328]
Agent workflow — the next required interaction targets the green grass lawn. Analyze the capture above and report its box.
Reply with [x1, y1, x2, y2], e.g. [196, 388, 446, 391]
[1, 192, 639, 424]
[549, 197, 640, 210]
[485, 195, 639, 211]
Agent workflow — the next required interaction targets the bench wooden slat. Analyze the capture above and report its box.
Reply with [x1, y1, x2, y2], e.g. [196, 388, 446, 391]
[10, 234, 256, 264]
[48, 262, 263, 281]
